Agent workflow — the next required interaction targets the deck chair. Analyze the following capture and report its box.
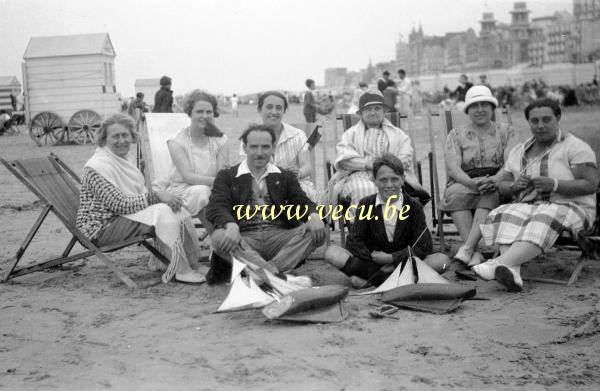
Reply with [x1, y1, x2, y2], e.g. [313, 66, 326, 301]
[137, 113, 211, 237]
[332, 112, 424, 246]
[0, 153, 168, 289]
[427, 107, 512, 251]
[526, 127, 600, 286]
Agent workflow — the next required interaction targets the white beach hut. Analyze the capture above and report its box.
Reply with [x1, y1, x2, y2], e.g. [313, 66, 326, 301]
[22, 33, 120, 145]
[134, 78, 160, 110]
[0, 76, 21, 112]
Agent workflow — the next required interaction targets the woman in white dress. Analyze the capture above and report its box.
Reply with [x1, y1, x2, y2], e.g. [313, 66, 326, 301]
[154, 90, 229, 217]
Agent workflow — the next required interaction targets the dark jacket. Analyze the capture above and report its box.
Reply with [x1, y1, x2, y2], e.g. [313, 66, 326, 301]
[153, 87, 173, 113]
[303, 90, 317, 122]
[206, 164, 317, 229]
[453, 82, 473, 102]
[345, 193, 432, 265]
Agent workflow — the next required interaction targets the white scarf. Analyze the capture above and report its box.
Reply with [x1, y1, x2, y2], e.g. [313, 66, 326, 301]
[85, 147, 146, 195]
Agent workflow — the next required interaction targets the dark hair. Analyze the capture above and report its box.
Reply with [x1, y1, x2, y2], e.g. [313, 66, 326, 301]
[359, 82, 368, 88]
[182, 89, 223, 137]
[305, 79, 315, 88]
[373, 153, 405, 178]
[97, 113, 137, 147]
[383, 71, 390, 77]
[160, 75, 171, 86]
[398, 69, 406, 75]
[239, 124, 276, 145]
[257, 90, 288, 112]
[524, 98, 561, 120]
[136, 92, 144, 99]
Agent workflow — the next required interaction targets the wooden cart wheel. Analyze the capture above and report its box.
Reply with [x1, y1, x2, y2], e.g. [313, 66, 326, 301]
[29, 112, 65, 146]
[68, 110, 102, 145]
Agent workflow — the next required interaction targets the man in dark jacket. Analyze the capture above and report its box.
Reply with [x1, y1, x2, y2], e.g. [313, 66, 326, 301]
[153, 75, 173, 113]
[207, 124, 326, 277]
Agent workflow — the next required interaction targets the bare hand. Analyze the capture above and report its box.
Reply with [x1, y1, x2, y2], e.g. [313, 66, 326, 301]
[476, 177, 496, 194]
[512, 174, 532, 193]
[287, 165, 300, 177]
[531, 176, 555, 193]
[157, 191, 184, 212]
[219, 224, 242, 255]
[372, 251, 393, 265]
[306, 214, 325, 245]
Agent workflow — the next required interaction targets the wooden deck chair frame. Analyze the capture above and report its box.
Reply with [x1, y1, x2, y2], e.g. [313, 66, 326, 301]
[0, 153, 169, 289]
[333, 112, 424, 246]
[427, 107, 511, 251]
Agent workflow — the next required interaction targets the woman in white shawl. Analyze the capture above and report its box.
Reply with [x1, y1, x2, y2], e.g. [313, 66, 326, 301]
[76, 114, 206, 284]
[329, 90, 427, 219]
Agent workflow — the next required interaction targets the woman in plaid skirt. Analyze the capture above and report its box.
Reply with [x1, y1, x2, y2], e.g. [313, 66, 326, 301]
[473, 99, 598, 291]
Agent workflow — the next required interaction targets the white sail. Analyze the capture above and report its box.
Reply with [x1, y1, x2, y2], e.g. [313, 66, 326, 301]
[358, 256, 448, 295]
[217, 274, 275, 312]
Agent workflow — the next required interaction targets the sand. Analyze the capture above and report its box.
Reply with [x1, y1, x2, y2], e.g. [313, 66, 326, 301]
[1, 106, 600, 390]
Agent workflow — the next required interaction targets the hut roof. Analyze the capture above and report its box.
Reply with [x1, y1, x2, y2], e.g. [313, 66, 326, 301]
[23, 33, 115, 59]
[0, 76, 21, 87]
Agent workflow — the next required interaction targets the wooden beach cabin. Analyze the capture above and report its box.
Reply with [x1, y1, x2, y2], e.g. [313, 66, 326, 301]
[134, 78, 160, 110]
[22, 33, 120, 145]
[0, 76, 21, 112]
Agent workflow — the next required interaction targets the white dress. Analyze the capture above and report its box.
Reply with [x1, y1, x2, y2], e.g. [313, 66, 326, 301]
[154, 127, 229, 215]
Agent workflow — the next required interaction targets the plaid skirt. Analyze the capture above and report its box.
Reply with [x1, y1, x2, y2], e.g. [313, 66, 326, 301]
[481, 202, 589, 250]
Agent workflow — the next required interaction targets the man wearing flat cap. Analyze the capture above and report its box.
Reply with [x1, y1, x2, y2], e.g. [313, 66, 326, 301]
[329, 90, 428, 220]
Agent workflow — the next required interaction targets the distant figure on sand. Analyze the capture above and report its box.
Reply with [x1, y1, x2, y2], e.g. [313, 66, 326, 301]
[231, 94, 240, 116]
[153, 76, 174, 113]
[303, 79, 328, 125]
[396, 69, 412, 115]
[377, 70, 396, 93]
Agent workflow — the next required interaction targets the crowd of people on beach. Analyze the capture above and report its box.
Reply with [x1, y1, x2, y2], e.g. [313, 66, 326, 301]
[75, 76, 598, 292]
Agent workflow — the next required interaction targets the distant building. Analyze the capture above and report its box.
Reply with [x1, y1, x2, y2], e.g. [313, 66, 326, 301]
[395, 35, 410, 72]
[0, 76, 21, 112]
[574, 0, 600, 62]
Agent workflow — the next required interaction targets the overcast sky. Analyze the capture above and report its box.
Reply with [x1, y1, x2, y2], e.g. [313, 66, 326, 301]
[0, 0, 572, 96]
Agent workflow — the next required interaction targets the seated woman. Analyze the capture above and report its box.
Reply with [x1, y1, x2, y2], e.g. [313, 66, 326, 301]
[331, 90, 429, 222]
[441, 86, 517, 266]
[473, 98, 598, 291]
[76, 113, 206, 284]
[154, 90, 229, 217]
[239, 90, 319, 202]
[324, 153, 449, 288]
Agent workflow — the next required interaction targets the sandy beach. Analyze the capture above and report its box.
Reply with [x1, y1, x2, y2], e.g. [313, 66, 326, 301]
[1, 105, 599, 390]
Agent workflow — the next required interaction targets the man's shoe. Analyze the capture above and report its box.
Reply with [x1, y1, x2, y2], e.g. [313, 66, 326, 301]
[495, 265, 523, 292]
[454, 245, 473, 265]
[472, 259, 500, 281]
[174, 271, 206, 285]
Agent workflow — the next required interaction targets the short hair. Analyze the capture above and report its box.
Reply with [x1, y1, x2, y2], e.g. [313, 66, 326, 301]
[136, 92, 144, 99]
[239, 124, 276, 145]
[305, 79, 315, 88]
[373, 153, 405, 178]
[257, 90, 288, 112]
[96, 113, 137, 147]
[359, 82, 368, 88]
[160, 75, 171, 86]
[183, 89, 220, 118]
[398, 69, 406, 75]
[182, 89, 223, 137]
[524, 98, 561, 120]
[383, 71, 390, 77]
